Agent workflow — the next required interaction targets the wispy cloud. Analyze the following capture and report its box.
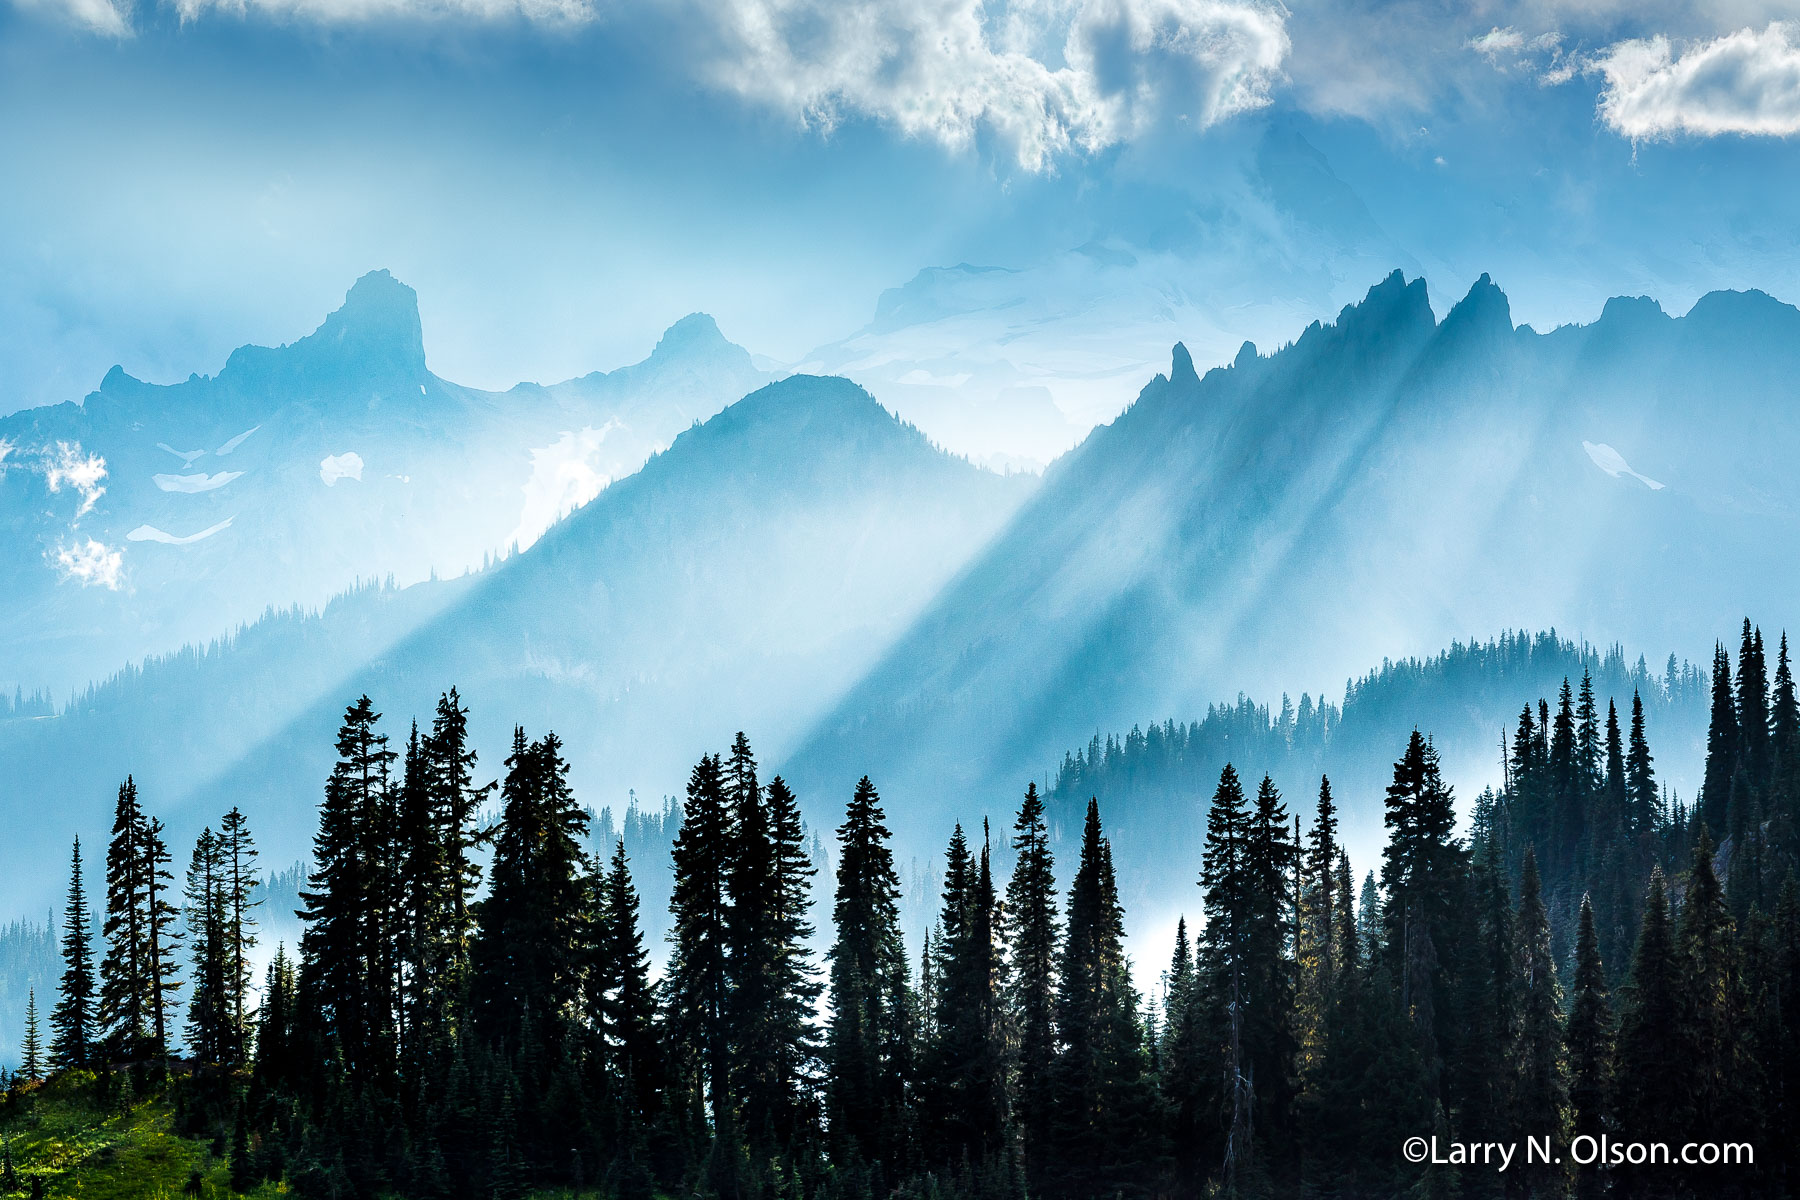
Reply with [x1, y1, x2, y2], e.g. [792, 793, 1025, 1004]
[12, 0, 132, 36]
[1594, 22, 1800, 139]
[52, 538, 124, 589]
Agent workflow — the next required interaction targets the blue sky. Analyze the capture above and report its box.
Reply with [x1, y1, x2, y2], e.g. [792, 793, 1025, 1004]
[5, 0, 1800, 412]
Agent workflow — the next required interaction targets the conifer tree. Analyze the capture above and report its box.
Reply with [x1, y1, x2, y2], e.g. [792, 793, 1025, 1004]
[298, 694, 398, 1078]
[1738, 622, 1771, 797]
[592, 840, 661, 1118]
[825, 776, 913, 1168]
[49, 839, 95, 1070]
[724, 737, 819, 1153]
[1513, 850, 1568, 1198]
[1615, 869, 1687, 1158]
[471, 730, 590, 1058]
[141, 816, 181, 1060]
[98, 778, 150, 1057]
[1566, 894, 1614, 1195]
[926, 824, 1006, 1168]
[1700, 644, 1740, 833]
[1627, 691, 1658, 838]
[1004, 781, 1058, 1178]
[20, 990, 43, 1081]
[665, 751, 735, 1132]
[216, 806, 260, 1065]
[1243, 774, 1297, 1146]
[1379, 731, 1465, 1090]
[1051, 798, 1151, 1197]
[1678, 827, 1747, 1140]
[1771, 634, 1800, 821]
[184, 827, 228, 1063]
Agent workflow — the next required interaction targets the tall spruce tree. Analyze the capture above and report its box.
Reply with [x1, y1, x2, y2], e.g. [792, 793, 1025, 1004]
[1614, 869, 1688, 1162]
[1627, 691, 1658, 838]
[1700, 644, 1740, 833]
[98, 777, 150, 1057]
[298, 694, 398, 1079]
[1513, 850, 1569, 1198]
[1566, 894, 1614, 1198]
[216, 806, 260, 1065]
[665, 751, 736, 1134]
[184, 827, 229, 1063]
[20, 990, 42, 1081]
[1005, 781, 1058, 1179]
[1051, 798, 1152, 1197]
[592, 840, 662, 1118]
[724, 737, 819, 1154]
[141, 816, 181, 1059]
[49, 839, 95, 1070]
[825, 776, 913, 1168]
[925, 824, 1007, 1167]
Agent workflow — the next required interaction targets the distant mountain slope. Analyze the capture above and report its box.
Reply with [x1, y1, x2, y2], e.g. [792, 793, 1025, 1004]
[0, 271, 768, 694]
[0, 375, 1032, 912]
[783, 270, 1800, 832]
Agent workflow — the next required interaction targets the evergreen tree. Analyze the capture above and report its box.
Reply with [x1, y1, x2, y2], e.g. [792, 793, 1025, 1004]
[184, 827, 228, 1063]
[924, 823, 1007, 1167]
[1738, 621, 1771, 798]
[1772, 635, 1800, 822]
[141, 817, 181, 1060]
[1614, 870, 1688, 1172]
[471, 729, 591, 1057]
[1627, 691, 1658, 838]
[97, 778, 150, 1057]
[725, 737, 819, 1154]
[1050, 799, 1151, 1197]
[1005, 781, 1058, 1180]
[49, 839, 95, 1071]
[20, 990, 43, 1081]
[592, 840, 662, 1118]
[1566, 894, 1614, 1199]
[1242, 774, 1297, 1151]
[1513, 850, 1569, 1198]
[216, 807, 260, 1065]
[298, 695, 398, 1080]
[1379, 731, 1466, 1094]
[825, 776, 913, 1168]
[1678, 827, 1748, 1142]
[1700, 644, 1740, 834]
[665, 751, 736, 1133]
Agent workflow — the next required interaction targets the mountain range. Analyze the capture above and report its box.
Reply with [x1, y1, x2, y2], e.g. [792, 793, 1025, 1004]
[0, 270, 767, 694]
[5, 265, 1800, 924]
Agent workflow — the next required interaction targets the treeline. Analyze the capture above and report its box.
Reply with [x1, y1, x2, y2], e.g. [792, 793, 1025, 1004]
[1048, 631, 1710, 866]
[14, 626, 1800, 1198]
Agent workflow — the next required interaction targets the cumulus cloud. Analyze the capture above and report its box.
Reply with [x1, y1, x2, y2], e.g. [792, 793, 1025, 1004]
[42, 441, 107, 520]
[53, 539, 124, 589]
[699, 0, 1290, 168]
[1595, 22, 1800, 139]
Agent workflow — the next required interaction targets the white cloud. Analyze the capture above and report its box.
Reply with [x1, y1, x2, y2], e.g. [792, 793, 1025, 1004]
[1595, 22, 1800, 138]
[320, 452, 365, 485]
[12, 0, 131, 35]
[697, 0, 1289, 169]
[510, 423, 617, 549]
[53, 538, 124, 589]
[169, 0, 591, 23]
[42, 441, 107, 519]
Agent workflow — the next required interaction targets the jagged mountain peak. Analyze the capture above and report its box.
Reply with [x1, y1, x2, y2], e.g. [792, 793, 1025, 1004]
[221, 268, 426, 384]
[1170, 342, 1199, 386]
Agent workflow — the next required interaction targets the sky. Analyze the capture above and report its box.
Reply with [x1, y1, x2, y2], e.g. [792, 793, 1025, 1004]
[6, 0, 1800, 414]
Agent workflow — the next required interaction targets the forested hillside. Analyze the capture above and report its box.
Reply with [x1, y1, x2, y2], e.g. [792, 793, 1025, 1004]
[2, 618, 1790, 1199]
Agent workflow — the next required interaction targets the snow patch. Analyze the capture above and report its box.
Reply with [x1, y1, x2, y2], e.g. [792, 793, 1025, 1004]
[320, 452, 365, 486]
[127, 518, 234, 545]
[1582, 441, 1665, 491]
[153, 470, 243, 493]
[53, 538, 123, 589]
[510, 422, 619, 549]
[215, 426, 260, 455]
[44, 442, 107, 518]
[157, 443, 206, 466]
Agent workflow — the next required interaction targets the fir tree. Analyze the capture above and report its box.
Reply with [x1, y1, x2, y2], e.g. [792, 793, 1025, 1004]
[216, 807, 260, 1065]
[825, 776, 913, 1168]
[1566, 894, 1614, 1196]
[1627, 691, 1658, 838]
[1614, 870, 1687, 1162]
[98, 778, 150, 1057]
[49, 839, 95, 1071]
[1513, 850, 1569, 1198]
[20, 990, 43, 1081]
[1004, 781, 1058, 1180]
[592, 840, 662, 1118]
[184, 827, 228, 1064]
[1700, 644, 1740, 834]
[141, 817, 181, 1060]
[665, 751, 736, 1132]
